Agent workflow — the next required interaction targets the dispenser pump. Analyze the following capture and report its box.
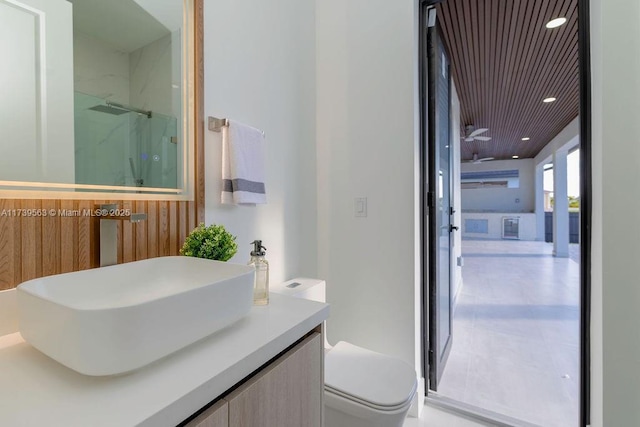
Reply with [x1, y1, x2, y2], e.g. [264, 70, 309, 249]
[251, 240, 266, 257]
[248, 240, 269, 305]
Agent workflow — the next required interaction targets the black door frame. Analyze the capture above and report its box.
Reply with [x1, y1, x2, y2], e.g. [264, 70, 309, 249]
[418, 0, 432, 397]
[577, 0, 591, 425]
[425, 15, 454, 390]
[418, 0, 592, 425]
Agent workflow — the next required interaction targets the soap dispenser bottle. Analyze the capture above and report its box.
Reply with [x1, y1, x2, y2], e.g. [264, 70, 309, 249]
[248, 240, 269, 305]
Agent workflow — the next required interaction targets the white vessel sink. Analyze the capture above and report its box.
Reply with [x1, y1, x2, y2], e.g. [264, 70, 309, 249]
[17, 256, 254, 376]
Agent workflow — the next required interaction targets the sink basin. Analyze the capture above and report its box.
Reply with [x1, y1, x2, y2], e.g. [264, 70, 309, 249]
[17, 256, 254, 376]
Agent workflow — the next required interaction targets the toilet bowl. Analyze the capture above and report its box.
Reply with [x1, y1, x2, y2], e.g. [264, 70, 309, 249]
[271, 278, 417, 427]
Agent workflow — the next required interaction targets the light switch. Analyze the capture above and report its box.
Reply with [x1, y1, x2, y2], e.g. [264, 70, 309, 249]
[355, 197, 367, 217]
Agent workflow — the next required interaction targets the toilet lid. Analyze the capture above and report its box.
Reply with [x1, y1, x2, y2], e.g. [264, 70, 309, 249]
[325, 341, 417, 409]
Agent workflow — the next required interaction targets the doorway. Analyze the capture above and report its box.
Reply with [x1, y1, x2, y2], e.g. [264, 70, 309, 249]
[420, 0, 591, 426]
[425, 13, 454, 390]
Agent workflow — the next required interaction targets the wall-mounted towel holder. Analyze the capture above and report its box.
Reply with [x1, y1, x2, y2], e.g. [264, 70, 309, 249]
[208, 117, 229, 132]
[208, 116, 265, 136]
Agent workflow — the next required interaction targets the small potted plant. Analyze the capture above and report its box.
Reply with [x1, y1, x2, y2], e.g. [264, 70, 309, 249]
[180, 223, 238, 261]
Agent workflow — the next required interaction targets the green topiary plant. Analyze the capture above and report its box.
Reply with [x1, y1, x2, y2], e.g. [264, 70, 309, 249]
[180, 223, 238, 261]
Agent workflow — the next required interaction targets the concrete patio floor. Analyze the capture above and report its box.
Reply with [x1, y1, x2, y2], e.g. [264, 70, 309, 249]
[437, 239, 580, 427]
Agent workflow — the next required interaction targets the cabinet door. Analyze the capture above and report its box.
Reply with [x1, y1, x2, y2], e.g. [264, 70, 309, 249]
[185, 400, 228, 427]
[226, 332, 323, 427]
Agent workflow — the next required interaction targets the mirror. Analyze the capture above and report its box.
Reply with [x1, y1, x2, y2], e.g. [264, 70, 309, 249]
[0, 0, 194, 197]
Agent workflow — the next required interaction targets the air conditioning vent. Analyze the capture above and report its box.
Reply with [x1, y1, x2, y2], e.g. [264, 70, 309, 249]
[461, 170, 520, 189]
[461, 180, 509, 189]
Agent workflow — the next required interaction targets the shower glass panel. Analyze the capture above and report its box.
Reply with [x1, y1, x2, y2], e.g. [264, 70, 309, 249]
[129, 112, 178, 189]
[74, 91, 178, 189]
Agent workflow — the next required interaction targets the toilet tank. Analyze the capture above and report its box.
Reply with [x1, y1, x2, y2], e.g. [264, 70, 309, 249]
[272, 278, 332, 349]
[270, 278, 326, 303]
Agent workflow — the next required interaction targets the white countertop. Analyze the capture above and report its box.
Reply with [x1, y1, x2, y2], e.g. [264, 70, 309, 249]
[0, 293, 329, 427]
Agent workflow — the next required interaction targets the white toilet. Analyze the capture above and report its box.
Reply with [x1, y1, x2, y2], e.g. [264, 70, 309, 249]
[271, 278, 417, 427]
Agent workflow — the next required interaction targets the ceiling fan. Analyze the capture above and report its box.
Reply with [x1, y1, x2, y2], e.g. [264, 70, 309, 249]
[463, 125, 492, 142]
[466, 153, 495, 164]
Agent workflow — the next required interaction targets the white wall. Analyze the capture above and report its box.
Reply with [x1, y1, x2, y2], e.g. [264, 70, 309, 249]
[316, 0, 420, 382]
[461, 159, 535, 212]
[1, 1, 39, 182]
[590, 0, 604, 423]
[0, 0, 75, 184]
[203, 0, 317, 284]
[591, 0, 640, 425]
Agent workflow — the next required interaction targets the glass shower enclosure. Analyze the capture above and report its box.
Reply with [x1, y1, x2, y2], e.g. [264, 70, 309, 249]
[74, 91, 179, 189]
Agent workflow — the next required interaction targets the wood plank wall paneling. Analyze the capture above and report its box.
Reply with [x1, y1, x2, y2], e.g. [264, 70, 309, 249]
[0, 198, 203, 291]
[169, 201, 179, 256]
[194, 0, 205, 224]
[0, 0, 204, 291]
[0, 200, 15, 289]
[147, 202, 158, 259]
[59, 200, 78, 274]
[160, 201, 170, 256]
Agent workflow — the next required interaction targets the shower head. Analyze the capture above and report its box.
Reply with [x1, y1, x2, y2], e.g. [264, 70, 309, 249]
[88, 104, 129, 115]
[88, 102, 152, 118]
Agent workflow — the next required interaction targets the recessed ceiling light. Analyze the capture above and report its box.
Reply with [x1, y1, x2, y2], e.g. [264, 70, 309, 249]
[543, 97, 557, 103]
[546, 17, 567, 29]
[521, 137, 530, 141]
[512, 155, 519, 159]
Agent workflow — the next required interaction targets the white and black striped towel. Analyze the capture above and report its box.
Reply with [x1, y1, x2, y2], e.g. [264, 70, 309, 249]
[221, 119, 267, 205]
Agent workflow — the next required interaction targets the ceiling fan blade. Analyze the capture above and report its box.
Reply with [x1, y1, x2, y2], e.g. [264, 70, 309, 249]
[478, 157, 495, 162]
[468, 128, 489, 138]
[464, 137, 474, 142]
[474, 136, 492, 141]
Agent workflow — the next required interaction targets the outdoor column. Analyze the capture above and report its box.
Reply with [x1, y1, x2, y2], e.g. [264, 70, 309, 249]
[553, 149, 569, 257]
[535, 163, 546, 241]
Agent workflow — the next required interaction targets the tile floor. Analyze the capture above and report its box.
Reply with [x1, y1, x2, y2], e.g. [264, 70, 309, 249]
[437, 239, 580, 427]
[404, 404, 491, 427]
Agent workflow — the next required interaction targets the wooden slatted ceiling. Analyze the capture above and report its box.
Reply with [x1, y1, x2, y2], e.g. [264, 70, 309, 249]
[437, 0, 579, 161]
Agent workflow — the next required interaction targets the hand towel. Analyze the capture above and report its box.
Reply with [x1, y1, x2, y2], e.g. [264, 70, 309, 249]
[221, 119, 267, 205]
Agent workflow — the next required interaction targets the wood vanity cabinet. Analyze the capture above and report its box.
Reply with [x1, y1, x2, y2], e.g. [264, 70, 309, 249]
[186, 400, 228, 427]
[185, 331, 323, 427]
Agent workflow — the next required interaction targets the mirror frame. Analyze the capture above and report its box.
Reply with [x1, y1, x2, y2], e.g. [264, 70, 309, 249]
[0, 0, 203, 202]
